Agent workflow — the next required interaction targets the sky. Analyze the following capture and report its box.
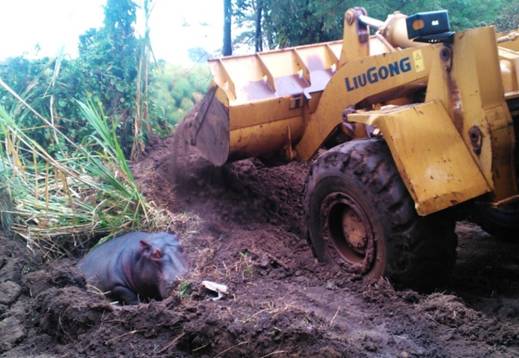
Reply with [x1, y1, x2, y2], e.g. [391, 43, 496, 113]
[0, 0, 224, 63]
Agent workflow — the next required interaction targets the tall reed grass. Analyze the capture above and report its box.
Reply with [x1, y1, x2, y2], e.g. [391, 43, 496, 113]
[0, 79, 168, 259]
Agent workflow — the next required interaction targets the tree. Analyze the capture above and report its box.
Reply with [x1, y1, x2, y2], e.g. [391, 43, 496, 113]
[0, 0, 141, 155]
[78, 0, 139, 153]
[255, 0, 264, 52]
[234, 0, 344, 49]
[233, 0, 506, 50]
[233, 0, 282, 51]
[223, 0, 233, 55]
[79, 0, 138, 116]
[496, 1, 519, 31]
[0, 0, 214, 156]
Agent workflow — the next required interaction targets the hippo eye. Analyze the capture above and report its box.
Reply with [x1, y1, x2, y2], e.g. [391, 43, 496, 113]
[152, 249, 162, 259]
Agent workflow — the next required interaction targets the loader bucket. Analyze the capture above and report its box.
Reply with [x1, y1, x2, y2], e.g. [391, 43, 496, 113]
[188, 86, 230, 166]
[188, 35, 394, 166]
[188, 40, 344, 165]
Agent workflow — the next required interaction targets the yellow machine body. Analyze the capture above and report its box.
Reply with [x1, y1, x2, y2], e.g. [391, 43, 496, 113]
[189, 9, 519, 216]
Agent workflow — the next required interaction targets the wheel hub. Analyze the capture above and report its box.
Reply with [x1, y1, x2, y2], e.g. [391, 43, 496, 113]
[322, 192, 376, 275]
[341, 208, 368, 254]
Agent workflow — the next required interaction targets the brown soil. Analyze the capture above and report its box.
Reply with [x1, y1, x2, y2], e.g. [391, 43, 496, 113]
[1, 130, 519, 357]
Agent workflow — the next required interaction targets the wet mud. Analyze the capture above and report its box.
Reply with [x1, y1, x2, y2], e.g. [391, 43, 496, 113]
[1, 129, 519, 357]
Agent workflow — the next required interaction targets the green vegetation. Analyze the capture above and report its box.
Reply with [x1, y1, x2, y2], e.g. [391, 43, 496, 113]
[233, 0, 516, 49]
[0, 1, 139, 156]
[0, 0, 516, 257]
[177, 281, 193, 299]
[0, 0, 211, 157]
[496, 2, 519, 31]
[0, 0, 203, 256]
[149, 63, 211, 137]
[0, 83, 167, 258]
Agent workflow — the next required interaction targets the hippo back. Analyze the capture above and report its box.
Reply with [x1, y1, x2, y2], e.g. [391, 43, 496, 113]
[77, 233, 146, 291]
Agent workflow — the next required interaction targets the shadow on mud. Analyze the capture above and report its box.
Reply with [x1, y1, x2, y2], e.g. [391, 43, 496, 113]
[450, 222, 519, 323]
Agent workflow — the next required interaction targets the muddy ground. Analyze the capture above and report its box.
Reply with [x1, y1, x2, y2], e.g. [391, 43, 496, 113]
[1, 132, 519, 357]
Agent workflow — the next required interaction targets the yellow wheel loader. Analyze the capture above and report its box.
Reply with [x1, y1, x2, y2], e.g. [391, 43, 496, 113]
[183, 7, 519, 288]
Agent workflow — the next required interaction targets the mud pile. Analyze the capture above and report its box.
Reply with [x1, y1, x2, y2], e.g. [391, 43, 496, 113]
[1, 130, 519, 357]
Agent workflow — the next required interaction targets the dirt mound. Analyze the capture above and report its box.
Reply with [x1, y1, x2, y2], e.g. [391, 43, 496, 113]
[0, 241, 362, 357]
[2, 129, 519, 356]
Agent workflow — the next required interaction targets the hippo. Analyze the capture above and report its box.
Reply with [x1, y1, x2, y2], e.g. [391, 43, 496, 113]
[78, 232, 187, 305]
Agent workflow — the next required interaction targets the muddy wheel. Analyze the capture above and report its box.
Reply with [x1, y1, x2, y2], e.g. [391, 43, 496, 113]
[472, 202, 519, 241]
[304, 139, 457, 289]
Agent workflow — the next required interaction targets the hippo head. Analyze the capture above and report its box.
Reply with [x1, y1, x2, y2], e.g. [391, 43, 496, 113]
[135, 233, 188, 300]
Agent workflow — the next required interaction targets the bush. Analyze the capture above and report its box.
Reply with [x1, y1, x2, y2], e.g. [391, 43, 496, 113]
[0, 93, 168, 258]
[148, 62, 211, 137]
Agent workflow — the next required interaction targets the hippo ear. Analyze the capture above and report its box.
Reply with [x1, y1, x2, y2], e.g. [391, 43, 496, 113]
[139, 240, 151, 251]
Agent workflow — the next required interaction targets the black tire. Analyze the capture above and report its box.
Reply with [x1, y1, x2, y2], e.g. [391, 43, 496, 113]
[304, 139, 457, 289]
[472, 202, 519, 241]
